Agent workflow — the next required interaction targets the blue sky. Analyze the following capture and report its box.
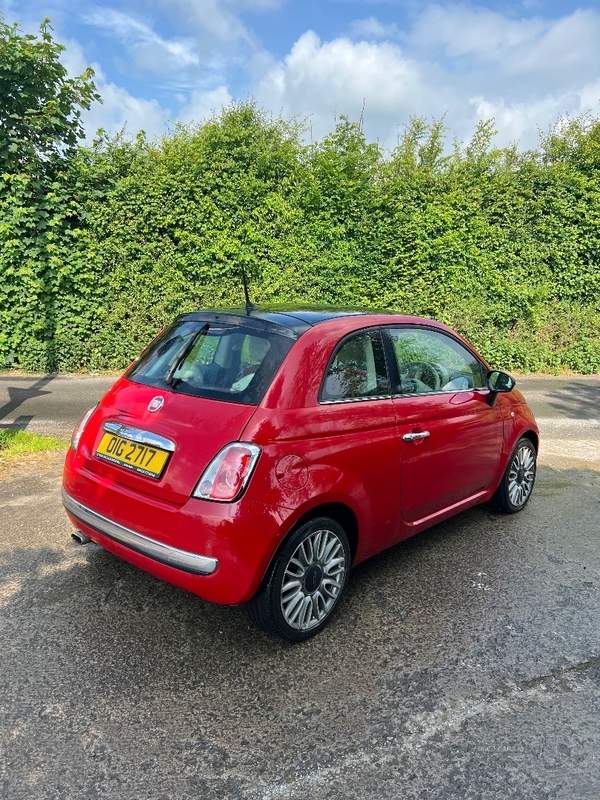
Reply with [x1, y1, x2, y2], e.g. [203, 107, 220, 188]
[3, 0, 600, 149]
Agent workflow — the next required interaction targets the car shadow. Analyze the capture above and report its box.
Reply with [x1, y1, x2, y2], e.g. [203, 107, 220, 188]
[0, 375, 54, 428]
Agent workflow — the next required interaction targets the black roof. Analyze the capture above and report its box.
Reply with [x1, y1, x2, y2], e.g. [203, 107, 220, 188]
[180, 306, 369, 338]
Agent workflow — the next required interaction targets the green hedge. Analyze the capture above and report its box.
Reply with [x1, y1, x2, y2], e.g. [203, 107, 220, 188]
[1, 104, 600, 373]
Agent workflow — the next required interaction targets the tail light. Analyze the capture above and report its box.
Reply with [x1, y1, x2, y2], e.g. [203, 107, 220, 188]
[71, 405, 98, 452]
[192, 443, 261, 502]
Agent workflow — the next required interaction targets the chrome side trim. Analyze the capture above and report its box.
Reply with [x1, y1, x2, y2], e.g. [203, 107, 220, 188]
[62, 490, 218, 576]
[405, 489, 488, 528]
[103, 422, 176, 452]
[319, 387, 488, 405]
[320, 394, 392, 405]
[393, 387, 488, 399]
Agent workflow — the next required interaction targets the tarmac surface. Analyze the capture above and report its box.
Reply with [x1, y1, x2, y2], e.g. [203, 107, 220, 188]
[0, 374, 599, 799]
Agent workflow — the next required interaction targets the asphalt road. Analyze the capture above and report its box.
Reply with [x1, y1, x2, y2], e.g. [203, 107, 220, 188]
[0, 374, 599, 799]
[2, 371, 600, 464]
[0, 374, 118, 436]
[1, 371, 599, 431]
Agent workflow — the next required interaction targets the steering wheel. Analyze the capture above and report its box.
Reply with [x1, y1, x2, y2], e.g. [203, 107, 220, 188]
[405, 361, 441, 391]
[429, 361, 449, 389]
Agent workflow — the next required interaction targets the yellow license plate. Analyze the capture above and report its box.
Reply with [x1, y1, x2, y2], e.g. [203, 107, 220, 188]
[95, 433, 170, 479]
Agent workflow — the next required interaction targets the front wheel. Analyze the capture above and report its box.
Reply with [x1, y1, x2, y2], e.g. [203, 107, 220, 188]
[247, 517, 351, 642]
[490, 437, 537, 514]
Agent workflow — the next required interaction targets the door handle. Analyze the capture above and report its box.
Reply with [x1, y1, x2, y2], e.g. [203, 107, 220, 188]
[403, 430, 431, 441]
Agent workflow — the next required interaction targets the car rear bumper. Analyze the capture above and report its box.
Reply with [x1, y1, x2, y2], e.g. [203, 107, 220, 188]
[62, 489, 219, 576]
[62, 449, 292, 604]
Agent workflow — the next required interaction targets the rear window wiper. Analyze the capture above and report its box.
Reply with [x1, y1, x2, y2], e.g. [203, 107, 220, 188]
[164, 323, 210, 386]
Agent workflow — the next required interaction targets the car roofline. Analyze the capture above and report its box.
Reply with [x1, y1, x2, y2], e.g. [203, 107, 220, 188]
[177, 310, 307, 339]
[177, 306, 415, 337]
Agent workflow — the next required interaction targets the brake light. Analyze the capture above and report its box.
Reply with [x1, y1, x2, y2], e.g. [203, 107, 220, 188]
[192, 443, 261, 502]
[71, 405, 98, 452]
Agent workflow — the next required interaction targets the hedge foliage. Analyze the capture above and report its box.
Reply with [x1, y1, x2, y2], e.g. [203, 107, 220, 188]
[1, 26, 600, 374]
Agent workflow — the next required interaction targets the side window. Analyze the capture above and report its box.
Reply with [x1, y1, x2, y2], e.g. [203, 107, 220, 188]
[321, 330, 390, 402]
[387, 327, 485, 395]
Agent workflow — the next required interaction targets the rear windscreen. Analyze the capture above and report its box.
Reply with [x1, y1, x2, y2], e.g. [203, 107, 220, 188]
[127, 321, 295, 405]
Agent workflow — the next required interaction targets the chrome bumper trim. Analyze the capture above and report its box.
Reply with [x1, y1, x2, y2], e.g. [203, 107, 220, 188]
[62, 489, 218, 576]
[103, 422, 176, 452]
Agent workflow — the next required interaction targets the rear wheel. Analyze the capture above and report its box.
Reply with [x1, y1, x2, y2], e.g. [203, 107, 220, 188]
[490, 437, 536, 513]
[247, 517, 351, 642]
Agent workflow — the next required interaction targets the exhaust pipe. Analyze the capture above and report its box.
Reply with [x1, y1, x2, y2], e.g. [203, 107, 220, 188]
[72, 530, 91, 545]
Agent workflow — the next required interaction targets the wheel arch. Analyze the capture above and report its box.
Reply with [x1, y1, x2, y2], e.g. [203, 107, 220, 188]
[254, 501, 359, 597]
[291, 502, 359, 564]
[520, 429, 539, 453]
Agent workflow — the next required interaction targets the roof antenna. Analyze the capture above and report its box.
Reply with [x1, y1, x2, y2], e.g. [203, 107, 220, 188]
[240, 257, 255, 316]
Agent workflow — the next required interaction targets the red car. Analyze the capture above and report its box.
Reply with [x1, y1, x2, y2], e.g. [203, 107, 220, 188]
[63, 309, 538, 641]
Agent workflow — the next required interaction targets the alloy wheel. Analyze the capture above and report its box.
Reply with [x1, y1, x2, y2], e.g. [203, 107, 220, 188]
[507, 443, 536, 508]
[280, 528, 347, 631]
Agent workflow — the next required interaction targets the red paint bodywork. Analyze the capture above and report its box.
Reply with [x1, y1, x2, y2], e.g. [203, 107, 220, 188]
[63, 313, 539, 605]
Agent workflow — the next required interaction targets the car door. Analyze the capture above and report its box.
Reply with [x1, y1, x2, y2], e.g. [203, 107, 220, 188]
[317, 328, 402, 557]
[385, 326, 504, 525]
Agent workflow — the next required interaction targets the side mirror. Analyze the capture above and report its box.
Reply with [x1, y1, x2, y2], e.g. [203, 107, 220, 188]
[486, 370, 515, 405]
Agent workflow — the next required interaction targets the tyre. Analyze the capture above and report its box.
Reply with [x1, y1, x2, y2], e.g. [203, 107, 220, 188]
[490, 437, 536, 514]
[247, 517, 351, 642]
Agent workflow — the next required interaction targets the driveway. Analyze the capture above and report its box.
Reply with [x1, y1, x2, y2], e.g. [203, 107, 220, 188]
[0, 373, 598, 799]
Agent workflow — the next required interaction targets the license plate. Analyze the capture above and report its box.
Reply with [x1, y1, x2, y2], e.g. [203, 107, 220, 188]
[95, 433, 170, 479]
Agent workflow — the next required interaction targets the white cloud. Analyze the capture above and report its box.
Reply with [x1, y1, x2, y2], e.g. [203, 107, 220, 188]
[83, 7, 200, 73]
[411, 4, 548, 61]
[255, 30, 454, 145]
[578, 79, 600, 111]
[470, 81, 600, 147]
[252, 6, 600, 150]
[133, 0, 282, 97]
[86, 80, 167, 138]
[410, 5, 600, 90]
[506, 9, 600, 85]
[61, 38, 168, 139]
[61, 36, 235, 139]
[154, 0, 280, 49]
[177, 85, 234, 125]
[233, 0, 280, 10]
[349, 17, 401, 40]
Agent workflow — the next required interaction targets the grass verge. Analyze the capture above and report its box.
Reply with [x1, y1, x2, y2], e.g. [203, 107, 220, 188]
[0, 429, 68, 460]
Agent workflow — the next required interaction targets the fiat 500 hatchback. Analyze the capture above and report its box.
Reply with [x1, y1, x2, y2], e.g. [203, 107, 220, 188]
[63, 308, 539, 641]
